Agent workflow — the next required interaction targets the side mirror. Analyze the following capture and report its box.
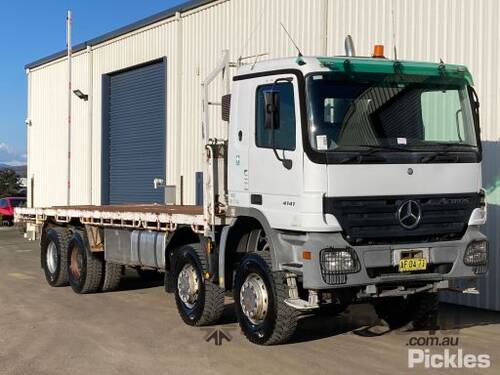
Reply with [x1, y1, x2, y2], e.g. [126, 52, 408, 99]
[264, 91, 280, 130]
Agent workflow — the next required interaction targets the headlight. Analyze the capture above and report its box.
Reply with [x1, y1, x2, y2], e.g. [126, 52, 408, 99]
[464, 240, 488, 266]
[320, 248, 360, 285]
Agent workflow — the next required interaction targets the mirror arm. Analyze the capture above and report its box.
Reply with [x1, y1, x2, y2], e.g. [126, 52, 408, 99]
[270, 118, 293, 170]
[269, 77, 294, 170]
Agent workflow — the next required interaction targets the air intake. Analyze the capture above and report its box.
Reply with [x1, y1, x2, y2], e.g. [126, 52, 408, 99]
[344, 35, 356, 57]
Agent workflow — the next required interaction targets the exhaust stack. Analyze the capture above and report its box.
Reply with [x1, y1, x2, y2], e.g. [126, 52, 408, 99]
[344, 35, 356, 57]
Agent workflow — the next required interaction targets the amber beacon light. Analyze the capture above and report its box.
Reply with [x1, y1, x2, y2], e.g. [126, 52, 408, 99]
[373, 44, 385, 58]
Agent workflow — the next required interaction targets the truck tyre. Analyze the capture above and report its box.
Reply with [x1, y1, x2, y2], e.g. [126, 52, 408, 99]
[233, 251, 300, 345]
[101, 261, 123, 292]
[373, 292, 439, 330]
[174, 244, 225, 326]
[67, 231, 103, 294]
[41, 227, 70, 287]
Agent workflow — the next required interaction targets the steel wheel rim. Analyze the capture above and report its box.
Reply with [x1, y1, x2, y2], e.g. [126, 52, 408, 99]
[240, 272, 269, 325]
[46, 242, 58, 274]
[70, 245, 82, 279]
[177, 263, 200, 309]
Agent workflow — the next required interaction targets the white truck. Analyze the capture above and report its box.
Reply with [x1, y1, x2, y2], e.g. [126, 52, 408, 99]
[16, 41, 489, 345]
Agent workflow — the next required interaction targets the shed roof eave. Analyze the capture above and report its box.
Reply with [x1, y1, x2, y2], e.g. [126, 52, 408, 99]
[25, 0, 215, 70]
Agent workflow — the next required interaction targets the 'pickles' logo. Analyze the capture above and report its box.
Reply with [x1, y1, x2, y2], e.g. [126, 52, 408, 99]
[409, 349, 490, 369]
[407, 336, 490, 369]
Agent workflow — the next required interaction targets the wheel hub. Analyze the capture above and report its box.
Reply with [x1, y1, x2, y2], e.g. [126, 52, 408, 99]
[177, 264, 199, 309]
[46, 242, 58, 274]
[240, 273, 268, 325]
[70, 245, 82, 279]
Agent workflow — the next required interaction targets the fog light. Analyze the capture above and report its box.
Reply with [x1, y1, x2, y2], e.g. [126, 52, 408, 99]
[320, 248, 360, 285]
[464, 240, 488, 266]
[322, 251, 352, 272]
[320, 248, 360, 284]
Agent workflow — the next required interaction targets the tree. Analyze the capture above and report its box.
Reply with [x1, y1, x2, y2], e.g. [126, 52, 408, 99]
[0, 169, 21, 197]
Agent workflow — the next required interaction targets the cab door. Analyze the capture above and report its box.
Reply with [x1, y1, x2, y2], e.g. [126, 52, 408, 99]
[248, 74, 303, 230]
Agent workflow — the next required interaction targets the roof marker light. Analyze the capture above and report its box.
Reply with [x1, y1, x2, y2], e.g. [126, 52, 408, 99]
[373, 45, 385, 58]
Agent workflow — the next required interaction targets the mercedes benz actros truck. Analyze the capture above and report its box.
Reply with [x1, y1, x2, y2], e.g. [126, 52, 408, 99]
[17, 40, 488, 345]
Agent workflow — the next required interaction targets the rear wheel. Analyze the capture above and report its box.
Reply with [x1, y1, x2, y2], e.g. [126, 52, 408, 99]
[373, 292, 439, 330]
[174, 244, 224, 326]
[67, 231, 103, 294]
[101, 261, 123, 292]
[234, 250, 300, 345]
[41, 227, 70, 287]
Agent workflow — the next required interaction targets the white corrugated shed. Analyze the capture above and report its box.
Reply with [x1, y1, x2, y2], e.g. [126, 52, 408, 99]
[26, 0, 500, 309]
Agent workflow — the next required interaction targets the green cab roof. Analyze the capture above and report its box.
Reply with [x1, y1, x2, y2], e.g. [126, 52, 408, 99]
[317, 57, 474, 85]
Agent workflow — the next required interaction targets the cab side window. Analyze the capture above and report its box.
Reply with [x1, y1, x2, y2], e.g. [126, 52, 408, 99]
[0, 199, 7, 208]
[256, 82, 296, 151]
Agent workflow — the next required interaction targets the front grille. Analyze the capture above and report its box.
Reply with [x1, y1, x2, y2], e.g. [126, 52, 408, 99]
[324, 193, 480, 245]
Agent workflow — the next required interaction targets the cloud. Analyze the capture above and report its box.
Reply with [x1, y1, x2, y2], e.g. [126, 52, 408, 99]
[0, 141, 26, 166]
[2, 160, 26, 166]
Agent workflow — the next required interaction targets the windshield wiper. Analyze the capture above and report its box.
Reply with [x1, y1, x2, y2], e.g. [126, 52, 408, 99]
[339, 144, 412, 164]
[420, 152, 459, 163]
[418, 143, 476, 163]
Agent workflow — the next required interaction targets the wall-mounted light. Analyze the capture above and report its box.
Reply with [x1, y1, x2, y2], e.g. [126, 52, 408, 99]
[73, 89, 88, 101]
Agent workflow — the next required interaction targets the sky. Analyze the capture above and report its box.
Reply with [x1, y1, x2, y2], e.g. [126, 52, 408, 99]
[0, 0, 184, 166]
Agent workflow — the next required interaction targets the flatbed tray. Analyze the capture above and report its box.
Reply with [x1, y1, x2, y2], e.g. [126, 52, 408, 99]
[15, 204, 206, 231]
[51, 204, 203, 215]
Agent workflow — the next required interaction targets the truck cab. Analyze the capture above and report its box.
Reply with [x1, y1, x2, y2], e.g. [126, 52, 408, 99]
[18, 48, 489, 346]
[225, 54, 487, 324]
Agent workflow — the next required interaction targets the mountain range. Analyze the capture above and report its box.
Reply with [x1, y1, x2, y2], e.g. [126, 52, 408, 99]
[0, 164, 27, 177]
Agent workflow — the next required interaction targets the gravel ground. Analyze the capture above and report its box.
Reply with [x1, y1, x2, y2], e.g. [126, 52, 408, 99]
[0, 227, 499, 374]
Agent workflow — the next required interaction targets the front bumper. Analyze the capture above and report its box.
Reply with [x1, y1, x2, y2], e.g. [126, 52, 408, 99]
[274, 226, 487, 290]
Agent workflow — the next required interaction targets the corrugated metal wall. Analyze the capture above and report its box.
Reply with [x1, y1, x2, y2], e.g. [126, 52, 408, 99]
[28, 51, 89, 207]
[27, 0, 500, 309]
[28, 0, 327, 207]
[179, 0, 326, 202]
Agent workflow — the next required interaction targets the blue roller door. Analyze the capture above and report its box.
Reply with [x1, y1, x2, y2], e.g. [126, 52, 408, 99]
[104, 60, 166, 204]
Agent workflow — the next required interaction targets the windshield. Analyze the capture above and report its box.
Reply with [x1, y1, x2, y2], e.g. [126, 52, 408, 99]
[306, 74, 478, 152]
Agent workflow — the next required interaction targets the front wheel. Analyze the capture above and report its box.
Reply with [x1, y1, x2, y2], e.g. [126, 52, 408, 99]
[174, 244, 224, 326]
[233, 252, 300, 345]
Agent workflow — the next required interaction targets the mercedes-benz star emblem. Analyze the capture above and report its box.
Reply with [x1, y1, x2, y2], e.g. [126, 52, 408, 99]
[397, 200, 422, 229]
